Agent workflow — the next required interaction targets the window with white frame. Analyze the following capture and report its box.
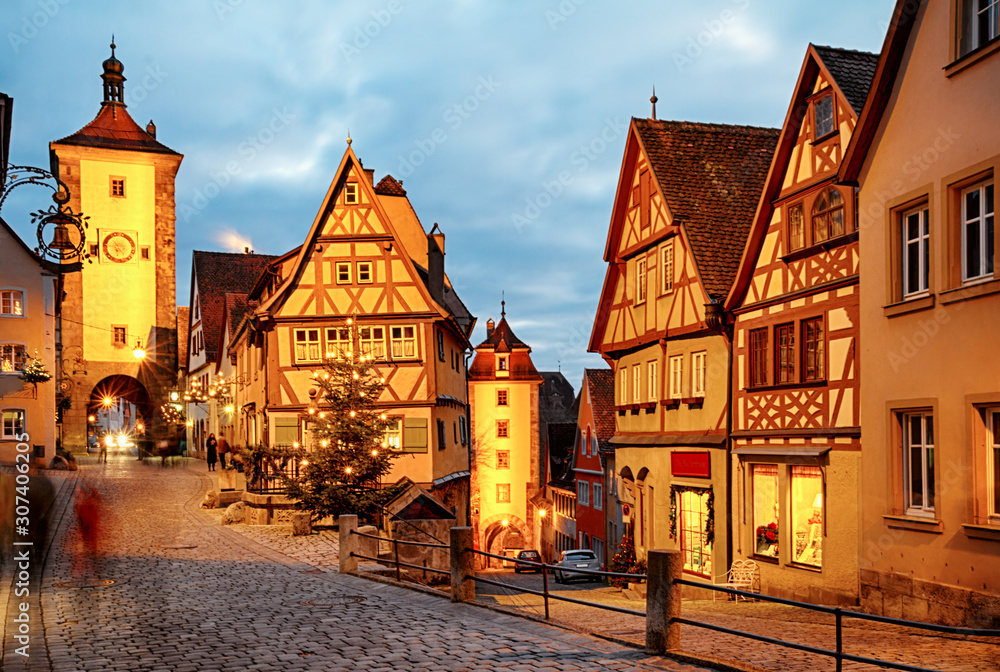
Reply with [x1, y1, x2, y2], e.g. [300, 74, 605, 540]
[0, 290, 24, 316]
[960, 0, 1000, 55]
[902, 206, 930, 298]
[669, 355, 683, 399]
[593, 482, 603, 511]
[0, 344, 26, 373]
[359, 326, 385, 359]
[357, 261, 373, 284]
[647, 361, 657, 402]
[336, 262, 351, 284]
[692, 351, 706, 397]
[497, 355, 508, 372]
[345, 182, 358, 204]
[294, 329, 321, 363]
[632, 364, 641, 404]
[618, 367, 628, 405]
[578, 480, 590, 507]
[384, 418, 402, 450]
[660, 242, 674, 294]
[390, 325, 417, 359]
[1, 409, 25, 439]
[636, 256, 647, 303]
[326, 327, 350, 358]
[904, 411, 936, 517]
[961, 182, 994, 283]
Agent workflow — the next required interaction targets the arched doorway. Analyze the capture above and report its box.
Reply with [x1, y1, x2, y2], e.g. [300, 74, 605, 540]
[87, 375, 153, 455]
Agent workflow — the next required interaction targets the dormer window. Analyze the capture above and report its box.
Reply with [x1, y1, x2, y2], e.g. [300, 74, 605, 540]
[814, 94, 835, 138]
[497, 355, 509, 373]
[345, 183, 358, 204]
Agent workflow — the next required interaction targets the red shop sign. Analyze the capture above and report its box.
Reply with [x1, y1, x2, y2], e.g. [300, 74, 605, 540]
[671, 451, 711, 478]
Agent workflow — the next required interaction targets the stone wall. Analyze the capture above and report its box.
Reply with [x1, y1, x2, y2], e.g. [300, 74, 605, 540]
[389, 519, 453, 581]
[860, 569, 1000, 628]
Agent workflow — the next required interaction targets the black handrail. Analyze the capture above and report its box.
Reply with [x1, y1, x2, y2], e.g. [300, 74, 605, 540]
[349, 529, 450, 583]
[351, 529, 449, 549]
[674, 577, 999, 672]
[468, 547, 647, 622]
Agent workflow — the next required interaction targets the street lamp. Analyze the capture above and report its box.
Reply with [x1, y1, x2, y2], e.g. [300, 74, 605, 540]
[132, 340, 145, 359]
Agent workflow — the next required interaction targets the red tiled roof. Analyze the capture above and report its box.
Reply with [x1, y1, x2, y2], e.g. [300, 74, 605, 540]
[54, 103, 179, 155]
[192, 251, 277, 364]
[469, 315, 541, 381]
[584, 368, 615, 441]
[633, 118, 779, 300]
[812, 45, 880, 116]
[475, 316, 528, 349]
[374, 174, 407, 196]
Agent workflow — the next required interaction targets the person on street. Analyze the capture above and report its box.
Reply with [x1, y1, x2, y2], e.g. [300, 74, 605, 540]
[74, 482, 103, 577]
[218, 432, 230, 470]
[206, 433, 217, 471]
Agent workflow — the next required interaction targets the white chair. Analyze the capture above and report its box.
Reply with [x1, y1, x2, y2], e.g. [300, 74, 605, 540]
[714, 559, 759, 602]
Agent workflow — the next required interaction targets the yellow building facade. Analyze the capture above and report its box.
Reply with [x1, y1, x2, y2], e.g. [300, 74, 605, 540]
[468, 310, 542, 563]
[840, 0, 1000, 626]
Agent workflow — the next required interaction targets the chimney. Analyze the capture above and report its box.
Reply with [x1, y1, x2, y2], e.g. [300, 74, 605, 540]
[146, 119, 156, 138]
[427, 223, 445, 305]
[486, 318, 495, 339]
[364, 168, 375, 185]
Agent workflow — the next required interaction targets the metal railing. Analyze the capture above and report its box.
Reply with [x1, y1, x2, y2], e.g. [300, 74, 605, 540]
[674, 577, 1000, 672]
[468, 548, 647, 621]
[246, 454, 300, 493]
[350, 529, 450, 584]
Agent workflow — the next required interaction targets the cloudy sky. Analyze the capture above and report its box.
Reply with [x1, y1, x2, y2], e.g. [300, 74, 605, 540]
[1, 0, 893, 389]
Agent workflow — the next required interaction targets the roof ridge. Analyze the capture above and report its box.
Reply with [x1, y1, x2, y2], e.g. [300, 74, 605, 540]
[812, 43, 879, 58]
[633, 117, 780, 135]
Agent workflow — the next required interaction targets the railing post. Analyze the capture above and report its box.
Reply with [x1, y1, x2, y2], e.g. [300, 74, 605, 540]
[394, 537, 401, 582]
[338, 514, 358, 575]
[835, 608, 843, 672]
[645, 549, 683, 654]
[542, 561, 550, 620]
[450, 526, 474, 603]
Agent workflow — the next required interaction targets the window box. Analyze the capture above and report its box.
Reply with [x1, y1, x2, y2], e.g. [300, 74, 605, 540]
[660, 399, 680, 409]
[639, 402, 657, 410]
[681, 397, 705, 407]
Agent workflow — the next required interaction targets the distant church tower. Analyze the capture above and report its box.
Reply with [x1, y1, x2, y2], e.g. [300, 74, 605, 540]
[468, 303, 542, 565]
[50, 41, 183, 449]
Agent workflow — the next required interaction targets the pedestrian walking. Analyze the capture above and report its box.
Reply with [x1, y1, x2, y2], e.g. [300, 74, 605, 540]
[206, 433, 217, 471]
[218, 432, 230, 470]
[74, 482, 103, 577]
[98, 435, 108, 463]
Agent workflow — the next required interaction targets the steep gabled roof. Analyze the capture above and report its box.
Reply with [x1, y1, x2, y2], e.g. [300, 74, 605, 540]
[374, 174, 407, 196]
[539, 371, 577, 426]
[584, 368, 615, 442]
[726, 44, 879, 311]
[630, 118, 779, 301]
[53, 103, 179, 155]
[812, 45, 880, 115]
[191, 251, 277, 364]
[547, 422, 578, 490]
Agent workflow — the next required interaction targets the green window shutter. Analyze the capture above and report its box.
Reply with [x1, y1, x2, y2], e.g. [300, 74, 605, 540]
[403, 418, 428, 453]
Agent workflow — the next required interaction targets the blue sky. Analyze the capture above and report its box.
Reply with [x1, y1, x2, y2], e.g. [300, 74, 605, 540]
[1, 0, 893, 390]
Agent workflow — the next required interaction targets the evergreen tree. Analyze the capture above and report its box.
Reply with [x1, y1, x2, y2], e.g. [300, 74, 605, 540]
[280, 320, 399, 523]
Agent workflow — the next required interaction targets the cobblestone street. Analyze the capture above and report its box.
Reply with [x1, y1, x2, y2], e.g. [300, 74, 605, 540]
[2, 457, 713, 672]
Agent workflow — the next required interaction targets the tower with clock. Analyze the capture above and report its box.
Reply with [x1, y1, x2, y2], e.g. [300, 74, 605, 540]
[50, 41, 184, 451]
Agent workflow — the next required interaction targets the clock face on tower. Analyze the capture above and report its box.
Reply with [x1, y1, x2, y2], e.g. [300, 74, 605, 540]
[102, 231, 137, 263]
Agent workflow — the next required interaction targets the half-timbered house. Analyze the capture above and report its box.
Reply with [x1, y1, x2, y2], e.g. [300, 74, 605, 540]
[589, 114, 778, 584]
[574, 367, 615, 567]
[725, 45, 878, 604]
[230, 142, 476, 520]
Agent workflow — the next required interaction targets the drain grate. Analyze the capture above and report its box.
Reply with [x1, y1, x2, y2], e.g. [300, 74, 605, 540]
[300, 596, 365, 606]
[53, 579, 116, 589]
[152, 544, 198, 549]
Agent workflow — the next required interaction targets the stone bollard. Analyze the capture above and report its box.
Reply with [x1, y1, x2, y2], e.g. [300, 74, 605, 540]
[339, 515, 358, 575]
[450, 527, 474, 603]
[291, 512, 312, 536]
[646, 549, 683, 654]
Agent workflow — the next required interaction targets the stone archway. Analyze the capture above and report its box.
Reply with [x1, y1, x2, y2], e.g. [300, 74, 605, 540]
[480, 514, 529, 569]
[87, 375, 154, 454]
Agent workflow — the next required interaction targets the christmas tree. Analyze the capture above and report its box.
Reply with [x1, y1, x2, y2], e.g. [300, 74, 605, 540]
[280, 319, 399, 523]
[20, 350, 52, 388]
[608, 530, 637, 588]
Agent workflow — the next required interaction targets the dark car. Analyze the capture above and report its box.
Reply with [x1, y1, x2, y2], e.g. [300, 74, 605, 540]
[553, 549, 601, 583]
[513, 550, 543, 573]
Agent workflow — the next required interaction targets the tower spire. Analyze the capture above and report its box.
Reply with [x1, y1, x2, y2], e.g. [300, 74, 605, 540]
[501, 291, 506, 319]
[101, 37, 126, 107]
[650, 86, 658, 120]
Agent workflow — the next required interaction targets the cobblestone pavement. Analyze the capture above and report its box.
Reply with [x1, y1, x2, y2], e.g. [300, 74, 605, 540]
[3, 456, 715, 672]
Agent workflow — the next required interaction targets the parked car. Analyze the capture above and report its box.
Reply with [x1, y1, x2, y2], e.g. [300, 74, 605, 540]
[513, 550, 543, 573]
[553, 549, 601, 583]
